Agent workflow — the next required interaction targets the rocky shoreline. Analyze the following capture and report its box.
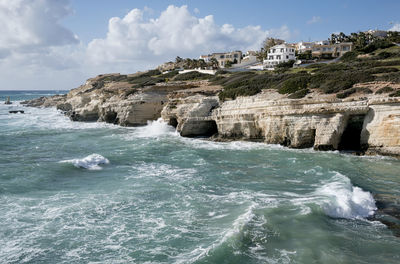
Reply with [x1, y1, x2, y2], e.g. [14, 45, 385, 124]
[22, 73, 400, 158]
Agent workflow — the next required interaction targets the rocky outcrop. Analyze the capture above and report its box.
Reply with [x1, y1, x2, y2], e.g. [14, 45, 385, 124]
[52, 74, 168, 126]
[361, 98, 400, 156]
[161, 94, 219, 137]
[161, 89, 400, 157]
[21, 94, 67, 108]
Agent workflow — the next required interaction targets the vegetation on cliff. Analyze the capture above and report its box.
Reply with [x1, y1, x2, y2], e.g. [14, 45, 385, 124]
[216, 45, 400, 100]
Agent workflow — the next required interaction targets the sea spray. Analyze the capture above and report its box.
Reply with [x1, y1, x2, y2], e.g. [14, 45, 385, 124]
[315, 173, 377, 219]
[60, 154, 109, 170]
[135, 118, 178, 138]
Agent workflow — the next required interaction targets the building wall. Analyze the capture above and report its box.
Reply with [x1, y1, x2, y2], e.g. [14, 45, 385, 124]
[312, 42, 353, 58]
[263, 45, 296, 69]
[199, 51, 242, 68]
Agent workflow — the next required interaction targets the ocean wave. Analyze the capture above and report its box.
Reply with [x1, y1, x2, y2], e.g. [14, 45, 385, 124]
[1, 103, 119, 131]
[60, 154, 110, 170]
[315, 173, 377, 219]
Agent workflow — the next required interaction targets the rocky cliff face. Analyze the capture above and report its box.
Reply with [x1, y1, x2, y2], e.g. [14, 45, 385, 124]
[22, 73, 400, 157]
[161, 89, 400, 157]
[56, 74, 169, 126]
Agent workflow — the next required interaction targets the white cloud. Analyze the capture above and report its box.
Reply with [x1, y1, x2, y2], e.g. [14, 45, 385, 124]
[0, 0, 78, 54]
[307, 16, 321, 24]
[0, 4, 293, 90]
[87, 5, 291, 68]
[389, 23, 400, 32]
[194, 8, 200, 14]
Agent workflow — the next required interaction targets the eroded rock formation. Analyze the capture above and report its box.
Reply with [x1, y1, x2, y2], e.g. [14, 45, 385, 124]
[22, 73, 400, 157]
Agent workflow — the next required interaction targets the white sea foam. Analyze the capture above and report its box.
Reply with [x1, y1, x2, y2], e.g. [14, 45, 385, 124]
[60, 154, 110, 170]
[134, 118, 178, 138]
[2, 102, 118, 131]
[315, 173, 377, 219]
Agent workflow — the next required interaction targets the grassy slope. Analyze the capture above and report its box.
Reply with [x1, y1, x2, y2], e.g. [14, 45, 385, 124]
[215, 46, 400, 101]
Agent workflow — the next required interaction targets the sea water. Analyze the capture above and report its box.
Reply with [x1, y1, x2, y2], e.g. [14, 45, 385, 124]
[1, 90, 400, 264]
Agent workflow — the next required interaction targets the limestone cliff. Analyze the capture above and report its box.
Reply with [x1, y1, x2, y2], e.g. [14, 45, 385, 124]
[22, 73, 400, 157]
[161, 88, 400, 157]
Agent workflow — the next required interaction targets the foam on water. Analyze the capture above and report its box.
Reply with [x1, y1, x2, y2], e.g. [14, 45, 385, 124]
[1, 102, 118, 132]
[60, 154, 110, 170]
[315, 172, 377, 219]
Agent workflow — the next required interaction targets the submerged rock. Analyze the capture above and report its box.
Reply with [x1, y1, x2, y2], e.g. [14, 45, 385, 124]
[4, 96, 12, 105]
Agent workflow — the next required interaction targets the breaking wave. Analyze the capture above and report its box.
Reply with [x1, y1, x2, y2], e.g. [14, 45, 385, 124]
[315, 173, 377, 219]
[60, 154, 110, 170]
[135, 118, 178, 138]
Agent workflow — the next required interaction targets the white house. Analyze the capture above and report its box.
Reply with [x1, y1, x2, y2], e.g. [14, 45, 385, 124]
[295, 41, 314, 53]
[263, 44, 296, 69]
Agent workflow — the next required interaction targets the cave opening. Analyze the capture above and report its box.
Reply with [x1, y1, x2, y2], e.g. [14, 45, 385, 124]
[104, 111, 118, 124]
[338, 115, 366, 151]
[169, 117, 178, 128]
[203, 120, 218, 137]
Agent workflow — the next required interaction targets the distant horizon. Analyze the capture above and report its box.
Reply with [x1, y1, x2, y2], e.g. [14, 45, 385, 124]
[1, 0, 399, 90]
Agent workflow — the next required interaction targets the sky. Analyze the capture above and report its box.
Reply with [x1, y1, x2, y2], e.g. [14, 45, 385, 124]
[0, 0, 399, 90]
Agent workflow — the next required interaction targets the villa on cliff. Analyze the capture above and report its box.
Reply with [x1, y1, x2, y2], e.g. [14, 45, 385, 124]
[263, 44, 296, 69]
[311, 42, 353, 58]
[199, 51, 242, 68]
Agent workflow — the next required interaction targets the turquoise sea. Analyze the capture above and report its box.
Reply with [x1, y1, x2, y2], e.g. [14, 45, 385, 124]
[1, 90, 400, 263]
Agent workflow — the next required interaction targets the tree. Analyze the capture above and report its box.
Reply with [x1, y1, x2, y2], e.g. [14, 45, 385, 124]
[208, 58, 219, 69]
[225, 60, 233, 68]
[175, 56, 183, 64]
[198, 59, 207, 69]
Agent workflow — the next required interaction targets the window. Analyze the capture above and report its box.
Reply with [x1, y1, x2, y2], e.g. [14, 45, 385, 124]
[269, 56, 274, 60]
[280, 48, 284, 52]
[234, 54, 238, 58]
[273, 49, 276, 53]
[286, 55, 289, 59]
[276, 55, 281, 60]
[220, 55, 224, 59]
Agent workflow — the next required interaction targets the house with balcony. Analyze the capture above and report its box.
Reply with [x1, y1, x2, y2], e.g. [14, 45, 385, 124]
[311, 42, 353, 58]
[199, 51, 242, 68]
[263, 44, 296, 69]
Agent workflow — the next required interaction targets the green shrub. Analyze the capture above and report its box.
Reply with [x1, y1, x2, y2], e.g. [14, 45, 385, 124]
[377, 51, 393, 59]
[98, 74, 128, 82]
[360, 40, 394, 53]
[305, 63, 324, 69]
[218, 86, 261, 101]
[161, 70, 179, 79]
[376, 86, 394, 94]
[173, 71, 213, 81]
[275, 60, 295, 70]
[336, 88, 357, 98]
[215, 70, 229, 75]
[376, 72, 400, 82]
[389, 90, 400, 97]
[128, 75, 165, 87]
[141, 69, 162, 77]
[278, 76, 309, 94]
[340, 51, 358, 62]
[288, 89, 310, 99]
[360, 87, 373, 94]
[366, 67, 399, 74]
